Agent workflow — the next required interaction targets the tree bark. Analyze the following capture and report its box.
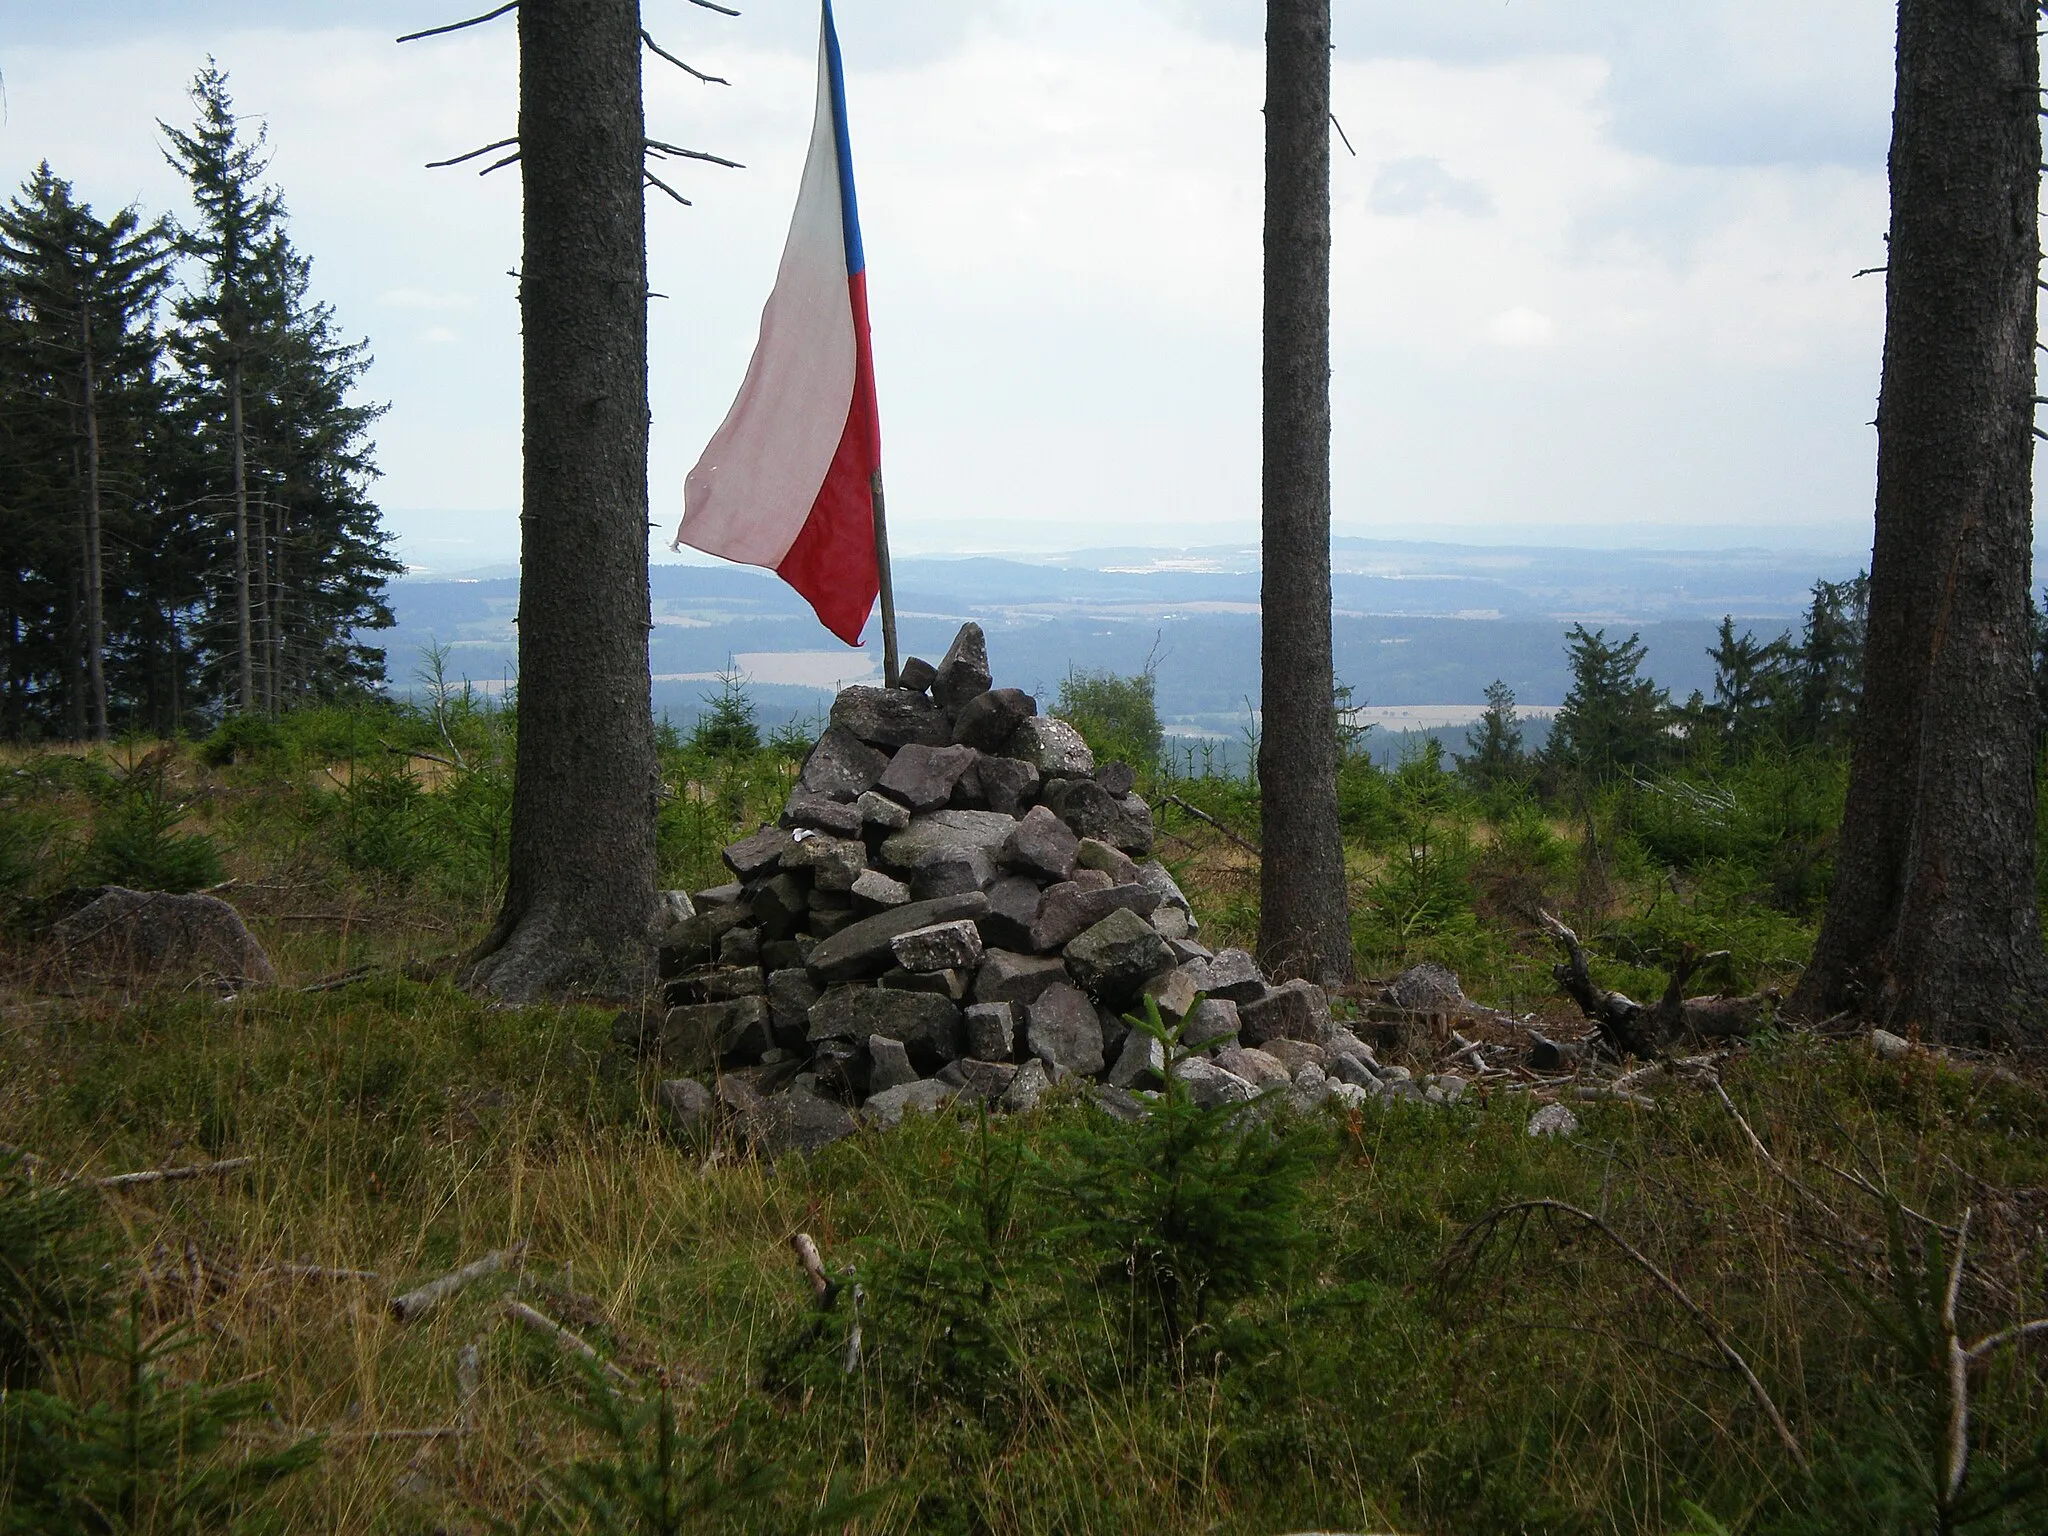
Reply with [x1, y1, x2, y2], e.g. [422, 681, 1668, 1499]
[230, 355, 253, 715]
[1789, 0, 2048, 1045]
[79, 315, 107, 741]
[467, 0, 659, 1001]
[1258, 0, 1352, 985]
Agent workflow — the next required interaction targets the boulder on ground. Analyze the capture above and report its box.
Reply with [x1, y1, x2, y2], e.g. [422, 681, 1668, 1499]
[655, 1078, 716, 1135]
[932, 622, 994, 710]
[1238, 979, 1333, 1047]
[1382, 961, 1465, 1013]
[866, 1034, 919, 1093]
[863, 1078, 957, 1127]
[1027, 982, 1106, 1076]
[1005, 716, 1095, 777]
[936, 1058, 1019, 1101]
[1171, 1057, 1256, 1109]
[1001, 1059, 1051, 1112]
[830, 685, 951, 749]
[738, 1087, 857, 1156]
[50, 887, 276, 987]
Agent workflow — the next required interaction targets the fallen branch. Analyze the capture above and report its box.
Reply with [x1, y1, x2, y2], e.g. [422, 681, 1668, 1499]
[1442, 1197, 1808, 1471]
[791, 1232, 833, 1304]
[1537, 912, 1768, 1059]
[259, 1261, 380, 1283]
[390, 1241, 526, 1324]
[502, 1298, 634, 1386]
[96, 1157, 253, 1190]
[1160, 794, 1262, 857]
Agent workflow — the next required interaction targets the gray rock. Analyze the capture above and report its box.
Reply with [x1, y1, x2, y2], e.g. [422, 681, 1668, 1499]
[798, 725, 891, 801]
[1213, 1045, 1290, 1088]
[964, 1000, 1018, 1060]
[804, 892, 992, 982]
[1028, 880, 1161, 953]
[717, 924, 762, 968]
[951, 687, 1036, 751]
[1112, 794, 1155, 856]
[781, 834, 867, 888]
[808, 908, 859, 938]
[1528, 1034, 1585, 1072]
[1041, 778, 1152, 854]
[656, 997, 773, 1066]
[866, 1034, 919, 1093]
[1001, 1059, 1051, 1112]
[766, 968, 820, 1050]
[1182, 997, 1240, 1049]
[857, 790, 912, 831]
[1327, 1051, 1381, 1090]
[1181, 948, 1267, 1004]
[693, 881, 746, 908]
[1324, 1027, 1378, 1063]
[1000, 805, 1080, 883]
[931, 621, 993, 710]
[1097, 1000, 1131, 1065]
[1170, 1057, 1256, 1108]
[1292, 1062, 1329, 1095]
[751, 873, 808, 943]
[741, 1088, 857, 1156]
[1149, 906, 1192, 942]
[1074, 837, 1139, 885]
[1872, 1029, 1913, 1062]
[1238, 980, 1333, 1047]
[1027, 982, 1106, 1076]
[808, 1038, 868, 1100]
[973, 949, 1072, 1005]
[807, 985, 964, 1071]
[1135, 860, 1195, 925]
[721, 826, 793, 880]
[879, 966, 968, 1001]
[1005, 715, 1095, 777]
[1429, 1073, 1469, 1105]
[1378, 1064, 1414, 1084]
[898, 655, 937, 693]
[1142, 966, 1200, 1021]
[910, 848, 999, 901]
[891, 919, 984, 973]
[659, 888, 697, 930]
[1382, 961, 1466, 1013]
[1257, 1036, 1328, 1077]
[654, 1077, 716, 1135]
[780, 790, 865, 837]
[1528, 1103, 1580, 1138]
[972, 755, 1041, 817]
[665, 965, 764, 1005]
[1090, 1082, 1152, 1122]
[1326, 1081, 1373, 1111]
[1095, 761, 1137, 797]
[879, 808, 1020, 866]
[936, 1058, 1019, 1101]
[1063, 907, 1175, 1006]
[830, 685, 951, 749]
[978, 875, 1043, 952]
[1107, 1028, 1166, 1089]
[878, 743, 980, 812]
[863, 1078, 958, 1127]
[1170, 937, 1215, 963]
[850, 868, 912, 909]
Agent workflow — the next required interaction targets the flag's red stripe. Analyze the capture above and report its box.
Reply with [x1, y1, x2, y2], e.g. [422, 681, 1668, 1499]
[775, 270, 881, 645]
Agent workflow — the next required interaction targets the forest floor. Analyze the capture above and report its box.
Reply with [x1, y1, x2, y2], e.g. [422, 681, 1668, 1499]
[5, 726, 2048, 1534]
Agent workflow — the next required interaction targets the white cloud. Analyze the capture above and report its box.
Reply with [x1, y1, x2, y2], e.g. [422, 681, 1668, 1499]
[1487, 308, 1557, 347]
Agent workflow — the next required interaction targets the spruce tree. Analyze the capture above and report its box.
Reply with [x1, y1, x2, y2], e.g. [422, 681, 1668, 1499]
[1545, 626, 1670, 781]
[0, 165, 171, 739]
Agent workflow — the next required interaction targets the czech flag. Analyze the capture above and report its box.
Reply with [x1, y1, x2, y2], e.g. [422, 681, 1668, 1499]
[676, 0, 880, 646]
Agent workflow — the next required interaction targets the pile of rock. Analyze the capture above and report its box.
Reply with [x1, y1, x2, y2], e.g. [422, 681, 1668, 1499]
[618, 623, 1464, 1154]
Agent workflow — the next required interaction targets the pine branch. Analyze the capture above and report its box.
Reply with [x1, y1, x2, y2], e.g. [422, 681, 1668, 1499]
[397, 2, 517, 44]
[642, 30, 728, 85]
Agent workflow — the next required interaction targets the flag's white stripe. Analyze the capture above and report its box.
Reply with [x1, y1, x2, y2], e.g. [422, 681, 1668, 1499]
[678, 20, 854, 568]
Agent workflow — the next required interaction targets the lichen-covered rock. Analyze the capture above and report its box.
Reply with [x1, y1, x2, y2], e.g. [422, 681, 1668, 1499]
[1212, 1045, 1290, 1088]
[766, 968, 820, 1050]
[862, 1078, 957, 1127]
[850, 868, 912, 909]
[780, 790, 864, 837]
[972, 949, 1070, 1006]
[49, 887, 277, 988]
[1182, 997, 1240, 1049]
[1005, 716, 1095, 777]
[951, 687, 1036, 752]
[721, 825, 793, 879]
[968, 755, 1040, 817]
[879, 809, 1019, 865]
[877, 743, 980, 812]
[1074, 837, 1139, 885]
[656, 997, 774, 1066]
[1040, 778, 1153, 854]
[798, 725, 890, 801]
[866, 1034, 919, 1093]
[739, 1087, 857, 1157]
[1107, 1028, 1165, 1089]
[978, 875, 1042, 952]
[1026, 982, 1105, 1076]
[936, 1057, 1018, 1101]
[1528, 1103, 1580, 1138]
[665, 965, 764, 1005]
[1028, 879, 1160, 953]
[1000, 805, 1079, 883]
[1001, 1059, 1051, 1112]
[1171, 1057, 1256, 1108]
[804, 892, 991, 983]
[891, 919, 984, 973]
[1238, 979, 1332, 1047]
[932, 622, 993, 710]
[1180, 947, 1266, 1004]
[1382, 961, 1466, 1013]
[1064, 907, 1174, 1007]
[654, 1078, 716, 1135]
[1141, 966, 1200, 1021]
[830, 685, 951, 749]
[807, 985, 963, 1071]
[898, 655, 937, 693]
[782, 834, 866, 891]
[964, 1000, 1017, 1059]
[856, 790, 911, 831]
[1095, 761, 1137, 797]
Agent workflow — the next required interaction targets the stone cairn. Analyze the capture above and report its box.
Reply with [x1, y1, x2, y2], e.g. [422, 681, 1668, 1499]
[618, 622, 1463, 1155]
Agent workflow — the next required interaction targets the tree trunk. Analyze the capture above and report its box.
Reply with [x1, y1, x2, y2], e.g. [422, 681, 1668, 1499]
[80, 319, 107, 741]
[467, 0, 659, 1000]
[1789, 0, 2048, 1045]
[1258, 0, 1352, 985]
[230, 356, 253, 715]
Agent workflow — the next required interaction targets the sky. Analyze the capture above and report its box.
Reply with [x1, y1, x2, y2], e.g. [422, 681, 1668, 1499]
[0, 1, 1911, 571]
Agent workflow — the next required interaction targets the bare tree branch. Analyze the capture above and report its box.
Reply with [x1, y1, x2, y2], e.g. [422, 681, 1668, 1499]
[642, 30, 728, 85]
[645, 138, 743, 169]
[398, 2, 517, 45]
[478, 151, 522, 177]
[686, 0, 741, 13]
[426, 136, 519, 170]
[645, 171, 693, 207]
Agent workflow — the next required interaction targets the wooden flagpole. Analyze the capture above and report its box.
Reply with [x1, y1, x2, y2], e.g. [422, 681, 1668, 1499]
[870, 469, 900, 687]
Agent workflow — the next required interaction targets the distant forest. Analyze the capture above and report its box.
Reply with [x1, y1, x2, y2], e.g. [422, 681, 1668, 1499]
[0, 64, 397, 742]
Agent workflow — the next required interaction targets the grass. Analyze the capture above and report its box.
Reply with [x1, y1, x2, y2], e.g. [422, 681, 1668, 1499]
[4, 722, 2048, 1532]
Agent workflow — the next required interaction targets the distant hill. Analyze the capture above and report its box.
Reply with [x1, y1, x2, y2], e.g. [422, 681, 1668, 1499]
[376, 537, 1868, 740]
